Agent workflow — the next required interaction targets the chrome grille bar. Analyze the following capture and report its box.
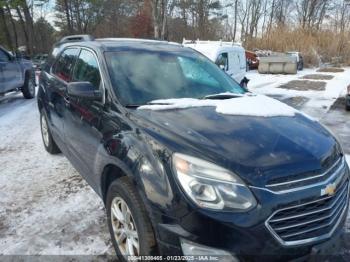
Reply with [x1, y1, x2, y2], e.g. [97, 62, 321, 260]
[269, 180, 348, 223]
[265, 180, 349, 246]
[280, 198, 346, 239]
[274, 191, 347, 231]
[265, 157, 345, 193]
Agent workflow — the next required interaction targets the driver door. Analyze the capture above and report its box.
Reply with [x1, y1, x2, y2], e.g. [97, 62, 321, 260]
[64, 48, 104, 187]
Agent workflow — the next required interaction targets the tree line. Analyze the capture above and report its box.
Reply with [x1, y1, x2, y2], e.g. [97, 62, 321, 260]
[1, 0, 350, 65]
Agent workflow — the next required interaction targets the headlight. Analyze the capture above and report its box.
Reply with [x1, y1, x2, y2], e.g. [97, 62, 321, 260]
[172, 153, 257, 211]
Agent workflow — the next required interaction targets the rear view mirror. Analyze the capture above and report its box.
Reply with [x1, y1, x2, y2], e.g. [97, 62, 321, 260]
[67, 82, 102, 100]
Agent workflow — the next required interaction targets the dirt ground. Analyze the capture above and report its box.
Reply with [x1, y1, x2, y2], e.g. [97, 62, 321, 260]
[279, 80, 327, 91]
[302, 74, 334, 80]
[317, 68, 345, 73]
[321, 97, 350, 154]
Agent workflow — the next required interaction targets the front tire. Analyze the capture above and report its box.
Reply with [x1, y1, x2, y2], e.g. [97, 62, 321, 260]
[40, 110, 61, 154]
[22, 72, 36, 99]
[106, 177, 157, 260]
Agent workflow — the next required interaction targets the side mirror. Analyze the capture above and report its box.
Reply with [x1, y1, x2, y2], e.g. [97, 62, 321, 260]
[67, 82, 102, 100]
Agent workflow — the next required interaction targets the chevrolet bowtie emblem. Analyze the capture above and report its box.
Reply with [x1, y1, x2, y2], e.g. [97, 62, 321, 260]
[321, 183, 336, 196]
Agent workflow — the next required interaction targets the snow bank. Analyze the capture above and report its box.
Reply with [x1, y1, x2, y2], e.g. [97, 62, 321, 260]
[139, 94, 298, 117]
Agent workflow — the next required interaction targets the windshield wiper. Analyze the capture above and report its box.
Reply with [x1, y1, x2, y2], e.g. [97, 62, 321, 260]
[201, 93, 243, 100]
[125, 104, 143, 108]
[125, 102, 172, 108]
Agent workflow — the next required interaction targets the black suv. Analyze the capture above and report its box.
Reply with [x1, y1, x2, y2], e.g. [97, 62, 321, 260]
[38, 35, 349, 261]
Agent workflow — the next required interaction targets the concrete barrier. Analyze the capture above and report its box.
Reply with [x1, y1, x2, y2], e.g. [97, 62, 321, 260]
[258, 56, 297, 74]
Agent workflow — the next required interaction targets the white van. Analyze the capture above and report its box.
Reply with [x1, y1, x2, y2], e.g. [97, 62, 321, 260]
[183, 39, 247, 85]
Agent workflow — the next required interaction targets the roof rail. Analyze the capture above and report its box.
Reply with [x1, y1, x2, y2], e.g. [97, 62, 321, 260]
[182, 38, 242, 47]
[96, 38, 181, 46]
[59, 35, 95, 44]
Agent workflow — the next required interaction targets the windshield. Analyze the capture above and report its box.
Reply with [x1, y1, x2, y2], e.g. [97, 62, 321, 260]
[105, 50, 245, 106]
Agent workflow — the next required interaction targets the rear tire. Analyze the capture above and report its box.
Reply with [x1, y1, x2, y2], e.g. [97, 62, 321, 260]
[346, 104, 350, 111]
[22, 72, 36, 99]
[40, 110, 61, 154]
[106, 177, 157, 261]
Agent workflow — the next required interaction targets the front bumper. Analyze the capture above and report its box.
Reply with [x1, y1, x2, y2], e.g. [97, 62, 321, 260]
[154, 161, 350, 261]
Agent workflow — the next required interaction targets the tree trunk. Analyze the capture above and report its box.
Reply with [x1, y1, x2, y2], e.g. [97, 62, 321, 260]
[16, 6, 31, 55]
[0, 6, 13, 50]
[63, 0, 73, 33]
[233, 0, 238, 41]
[151, 0, 160, 38]
[6, 4, 18, 49]
[21, 0, 36, 54]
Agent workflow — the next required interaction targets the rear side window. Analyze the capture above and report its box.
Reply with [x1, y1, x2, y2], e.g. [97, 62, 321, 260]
[0, 49, 10, 62]
[52, 48, 79, 82]
[72, 49, 101, 89]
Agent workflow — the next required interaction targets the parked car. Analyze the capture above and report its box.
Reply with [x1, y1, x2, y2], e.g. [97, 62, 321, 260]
[0, 45, 36, 98]
[32, 54, 48, 70]
[183, 39, 248, 87]
[346, 85, 350, 111]
[246, 50, 259, 70]
[38, 35, 349, 261]
[286, 51, 304, 70]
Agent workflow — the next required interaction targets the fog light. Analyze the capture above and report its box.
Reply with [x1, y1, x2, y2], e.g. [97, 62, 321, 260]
[180, 238, 239, 262]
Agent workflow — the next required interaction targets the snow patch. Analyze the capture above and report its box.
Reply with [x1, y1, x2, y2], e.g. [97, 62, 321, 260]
[247, 67, 350, 118]
[139, 94, 299, 117]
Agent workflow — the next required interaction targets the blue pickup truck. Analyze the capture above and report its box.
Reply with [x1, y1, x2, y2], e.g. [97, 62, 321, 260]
[0, 45, 35, 99]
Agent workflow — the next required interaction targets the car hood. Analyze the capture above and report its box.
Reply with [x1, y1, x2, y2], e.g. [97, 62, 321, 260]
[131, 105, 341, 187]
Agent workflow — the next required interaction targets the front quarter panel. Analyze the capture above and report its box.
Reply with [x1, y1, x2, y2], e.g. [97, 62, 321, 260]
[94, 106, 189, 221]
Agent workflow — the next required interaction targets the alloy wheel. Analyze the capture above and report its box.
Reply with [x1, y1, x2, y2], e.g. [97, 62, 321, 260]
[111, 197, 140, 256]
[41, 115, 49, 147]
[28, 80, 35, 96]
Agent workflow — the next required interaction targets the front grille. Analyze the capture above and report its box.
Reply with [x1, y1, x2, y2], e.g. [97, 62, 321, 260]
[266, 157, 346, 193]
[266, 178, 349, 246]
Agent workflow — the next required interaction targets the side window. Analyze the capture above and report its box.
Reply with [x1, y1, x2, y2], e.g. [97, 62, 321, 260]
[215, 53, 228, 71]
[72, 49, 101, 90]
[52, 48, 79, 82]
[0, 50, 10, 62]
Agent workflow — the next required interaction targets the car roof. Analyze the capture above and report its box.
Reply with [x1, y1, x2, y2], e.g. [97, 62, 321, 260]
[57, 36, 186, 53]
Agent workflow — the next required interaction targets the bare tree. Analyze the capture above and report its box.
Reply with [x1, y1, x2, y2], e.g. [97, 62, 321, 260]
[151, 0, 171, 39]
[0, 5, 13, 50]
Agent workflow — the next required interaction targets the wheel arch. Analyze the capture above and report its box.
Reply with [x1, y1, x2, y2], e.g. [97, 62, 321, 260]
[23, 68, 33, 82]
[101, 164, 128, 204]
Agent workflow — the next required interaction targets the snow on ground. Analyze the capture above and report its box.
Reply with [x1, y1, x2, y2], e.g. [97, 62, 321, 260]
[247, 68, 350, 119]
[0, 93, 113, 255]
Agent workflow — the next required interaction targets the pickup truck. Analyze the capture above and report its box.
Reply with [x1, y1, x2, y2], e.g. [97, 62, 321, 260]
[0, 45, 35, 99]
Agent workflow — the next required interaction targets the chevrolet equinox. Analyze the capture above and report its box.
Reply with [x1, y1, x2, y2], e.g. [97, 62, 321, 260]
[37, 35, 349, 261]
